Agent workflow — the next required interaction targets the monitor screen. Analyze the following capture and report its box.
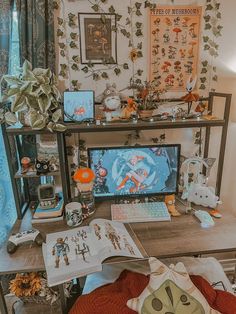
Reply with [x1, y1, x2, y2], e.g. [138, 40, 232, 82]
[88, 144, 181, 199]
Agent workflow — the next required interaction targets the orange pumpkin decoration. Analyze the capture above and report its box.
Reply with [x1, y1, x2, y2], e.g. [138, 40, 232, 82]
[73, 168, 95, 183]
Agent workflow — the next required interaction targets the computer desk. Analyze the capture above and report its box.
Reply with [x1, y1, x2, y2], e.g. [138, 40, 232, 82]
[1, 200, 236, 313]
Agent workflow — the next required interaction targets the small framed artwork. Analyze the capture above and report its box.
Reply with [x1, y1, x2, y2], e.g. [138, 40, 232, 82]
[78, 13, 117, 64]
[63, 90, 95, 122]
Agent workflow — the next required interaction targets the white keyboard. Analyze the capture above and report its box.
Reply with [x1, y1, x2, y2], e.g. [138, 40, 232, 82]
[111, 202, 171, 223]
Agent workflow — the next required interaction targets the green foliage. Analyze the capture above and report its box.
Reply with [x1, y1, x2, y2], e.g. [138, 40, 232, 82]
[0, 60, 66, 132]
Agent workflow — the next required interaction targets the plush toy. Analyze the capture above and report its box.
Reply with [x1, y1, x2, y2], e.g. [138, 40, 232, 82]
[101, 83, 124, 121]
[187, 183, 221, 208]
[164, 194, 181, 217]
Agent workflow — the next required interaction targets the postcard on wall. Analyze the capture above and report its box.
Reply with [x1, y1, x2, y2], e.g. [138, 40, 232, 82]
[42, 219, 143, 286]
[78, 13, 117, 64]
[149, 6, 202, 91]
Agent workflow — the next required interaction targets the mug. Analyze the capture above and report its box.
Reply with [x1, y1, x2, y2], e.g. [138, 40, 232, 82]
[65, 202, 83, 227]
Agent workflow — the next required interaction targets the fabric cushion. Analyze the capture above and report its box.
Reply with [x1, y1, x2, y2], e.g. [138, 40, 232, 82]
[127, 257, 220, 314]
[191, 275, 236, 314]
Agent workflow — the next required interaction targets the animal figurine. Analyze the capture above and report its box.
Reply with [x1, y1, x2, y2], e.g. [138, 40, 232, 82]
[164, 194, 181, 217]
[101, 83, 124, 121]
[35, 158, 50, 176]
[121, 98, 137, 119]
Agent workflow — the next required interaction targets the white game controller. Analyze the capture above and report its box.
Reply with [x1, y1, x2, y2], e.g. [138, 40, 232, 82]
[194, 210, 215, 228]
[7, 229, 44, 254]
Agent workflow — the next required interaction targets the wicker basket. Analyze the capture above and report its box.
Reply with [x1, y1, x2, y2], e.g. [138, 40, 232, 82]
[20, 294, 60, 305]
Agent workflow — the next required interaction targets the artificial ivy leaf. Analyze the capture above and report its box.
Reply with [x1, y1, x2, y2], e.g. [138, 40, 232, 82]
[201, 68, 208, 74]
[136, 22, 142, 29]
[128, 6, 132, 14]
[213, 66, 217, 72]
[57, 17, 64, 25]
[109, 5, 115, 13]
[204, 15, 211, 22]
[216, 12, 221, 19]
[203, 36, 209, 43]
[81, 66, 89, 73]
[205, 23, 212, 30]
[137, 42, 142, 49]
[212, 75, 218, 81]
[60, 50, 65, 57]
[53, 1, 59, 10]
[135, 78, 142, 84]
[123, 63, 129, 69]
[215, 3, 220, 9]
[87, 61, 94, 68]
[101, 72, 109, 79]
[57, 29, 64, 37]
[136, 29, 143, 37]
[52, 109, 62, 123]
[111, 25, 117, 32]
[60, 64, 67, 71]
[126, 17, 131, 25]
[101, 14, 106, 24]
[100, 0, 107, 3]
[71, 63, 79, 71]
[59, 70, 66, 78]
[137, 50, 143, 58]
[206, 4, 213, 10]
[72, 80, 78, 86]
[91, 4, 99, 12]
[202, 60, 208, 67]
[70, 32, 77, 40]
[114, 68, 121, 75]
[70, 41, 77, 48]
[116, 14, 122, 21]
[135, 2, 142, 9]
[68, 13, 75, 19]
[209, 48, 218, 57]
[200, 77, 207, 83]
[121, 29, 130, 38]
[93, 73, 100, 81]
[108, 56, 116, 63]
[204, 44, 210, 50]
[137, 69, 143, 76]
[58, 42, 65, 49]
[128, 40, 132, 47]
[72, 55, 80, 63]
[199, 84, 206, 90]
[136, 9, 142, 16]
[144, 1, 150, 8]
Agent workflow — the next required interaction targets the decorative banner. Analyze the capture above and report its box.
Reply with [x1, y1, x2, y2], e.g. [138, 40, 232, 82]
[149, 6, 202, 91]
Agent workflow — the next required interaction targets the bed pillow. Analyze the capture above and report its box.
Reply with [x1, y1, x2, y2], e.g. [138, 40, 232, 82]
[127, 257, 221, 314]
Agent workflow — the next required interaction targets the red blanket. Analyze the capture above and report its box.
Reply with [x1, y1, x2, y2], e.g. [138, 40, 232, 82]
[70, 270, 236, 314]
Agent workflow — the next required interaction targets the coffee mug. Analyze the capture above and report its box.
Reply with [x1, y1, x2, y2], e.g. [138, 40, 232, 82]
[65, 202, 83, 227]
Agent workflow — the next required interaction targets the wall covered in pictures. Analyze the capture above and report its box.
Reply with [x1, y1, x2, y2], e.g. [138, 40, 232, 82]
[55, 0, 223, 97]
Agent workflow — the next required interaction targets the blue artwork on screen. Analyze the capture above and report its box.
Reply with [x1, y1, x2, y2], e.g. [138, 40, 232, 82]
[64, 91, 94, 122]
[89, 145, 180, 198]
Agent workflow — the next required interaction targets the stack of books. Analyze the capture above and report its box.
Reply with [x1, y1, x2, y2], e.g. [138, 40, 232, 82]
[32, 193, 64, 224]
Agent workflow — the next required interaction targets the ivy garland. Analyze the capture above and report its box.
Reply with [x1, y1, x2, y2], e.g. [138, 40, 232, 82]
[199, 0, 223, 91]
[54, 0, 156, 88]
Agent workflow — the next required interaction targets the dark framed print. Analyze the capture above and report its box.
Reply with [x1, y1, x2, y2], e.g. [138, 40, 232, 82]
[63, 90, 95, 122]
[78, 13, 117, 64]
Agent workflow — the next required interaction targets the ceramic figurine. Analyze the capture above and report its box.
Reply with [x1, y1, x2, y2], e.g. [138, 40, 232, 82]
[21, 157, 31, 174]
[35, 158, 50, 176]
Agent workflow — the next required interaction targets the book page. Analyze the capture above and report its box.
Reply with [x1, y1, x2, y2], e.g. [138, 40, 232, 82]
[43, 226, 102, 286]
[89, 218, 143, 262]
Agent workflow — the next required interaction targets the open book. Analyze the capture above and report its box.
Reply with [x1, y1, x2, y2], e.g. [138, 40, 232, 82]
[42, 219, 144, 286]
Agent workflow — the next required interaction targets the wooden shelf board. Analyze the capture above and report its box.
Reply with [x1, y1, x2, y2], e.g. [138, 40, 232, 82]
[6, 117, 225, 134]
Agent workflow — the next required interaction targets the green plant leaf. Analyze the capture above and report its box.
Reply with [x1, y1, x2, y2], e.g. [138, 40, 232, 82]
[2, 75, 22, 85]
[57, 17, 64, 25]
[135, 2, 142, 9]
[199, 84, 206, 90]
[206, 4, 213, 10]
[52, 109, 62, 122]
[201, 68, 208, 74]
[116, 14, 122, 21]
[29, 111, 46, 129]
[101, 72, 109, 79]
[82, 66, 89, 73]
[71, 63, 79, 71]
[53, 123, 66, 132]
[205, 23, 212, 30]
[135, 29, 143, 37]
[91, 4, 99, 12]
[70, 32, 77, 40]
[212, 75, 218, 81]
[114, 68, 121, 75]
[123, 63, 129, 69]
[136, 9, 142, 16]
[203, 36, 209, 43]
[72, 55, 80, 63]
[11, 94, 27, 112]
[4, 111, 17, 125]
[38, 95, 51, 113]
[202, 60, 208, 67]
[109, 5, 115, 13]
[6, 87, 20, 97]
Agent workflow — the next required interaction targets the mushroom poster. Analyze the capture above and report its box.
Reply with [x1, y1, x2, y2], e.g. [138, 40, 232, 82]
[149, 6, 202, 91]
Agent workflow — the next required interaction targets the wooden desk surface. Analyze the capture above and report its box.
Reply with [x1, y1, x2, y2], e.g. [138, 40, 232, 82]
[1, 201, 236, 274]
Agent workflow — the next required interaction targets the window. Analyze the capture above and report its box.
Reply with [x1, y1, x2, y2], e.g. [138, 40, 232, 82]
[9, 3, 20, 74]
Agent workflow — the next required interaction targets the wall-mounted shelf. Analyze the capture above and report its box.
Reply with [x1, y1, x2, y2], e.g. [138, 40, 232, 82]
[14, 169, 60, 179]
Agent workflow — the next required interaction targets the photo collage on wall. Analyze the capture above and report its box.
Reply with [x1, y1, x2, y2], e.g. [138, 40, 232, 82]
[150, 6, 202, 91]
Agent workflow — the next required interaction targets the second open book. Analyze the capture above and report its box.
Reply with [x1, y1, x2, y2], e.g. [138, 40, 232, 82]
[43, 218, 143, 286]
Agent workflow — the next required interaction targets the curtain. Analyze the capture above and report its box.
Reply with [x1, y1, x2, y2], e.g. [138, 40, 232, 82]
[16, 0, 56, 72]
[16, 0, 56, 198]
[0, 0, 17, 247]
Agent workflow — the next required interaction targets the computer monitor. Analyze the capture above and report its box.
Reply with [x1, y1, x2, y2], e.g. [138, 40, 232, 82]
[88, 144, 181, 199]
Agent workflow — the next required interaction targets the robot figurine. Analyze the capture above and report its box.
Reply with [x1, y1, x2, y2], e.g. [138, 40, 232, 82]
[52, 238, 70, 268]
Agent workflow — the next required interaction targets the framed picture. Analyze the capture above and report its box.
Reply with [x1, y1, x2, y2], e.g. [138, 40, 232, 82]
[78, 13, 117, 64]
[63, 90, 95, 122]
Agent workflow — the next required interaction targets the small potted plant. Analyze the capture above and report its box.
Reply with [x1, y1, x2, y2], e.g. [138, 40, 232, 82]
[135, 81, 166, 118]
[0, 60, 66, 132]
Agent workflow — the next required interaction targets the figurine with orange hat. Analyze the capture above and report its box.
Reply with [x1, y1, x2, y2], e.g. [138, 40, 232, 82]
[181, 76, 199, 114]
[73, 168, 96, 216]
